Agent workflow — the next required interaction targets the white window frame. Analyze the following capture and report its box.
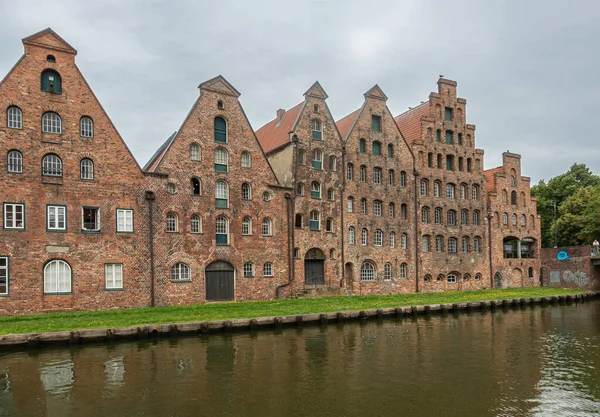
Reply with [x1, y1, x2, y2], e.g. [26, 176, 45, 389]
[347, 197, 354, 213]
[446, 184, 455, 200]
[434, 181, 440, 197]
[105, 264, 123, 290]
[42, 154, 62, 177]
[42, 112, 62, 134]
[7, 106, 22, 129]
[4, 203, 25, 229]
[191, 215, 202, 234]
[472, 185, 479, 200]
[361, 229, 368, 246]
[80, 158, 94, 180]
[0, 257, 8, 295]
[263, 262, 273, 277]
[241, 151, 251, 168]
[80, 117, 94, 138]
[448, 238, 458, 253]
[116, 209, 133, 232]
[420, 180, 428, 196]
[473, 211, 480, 226]
[242, 217, 252, 235]
[170, 263, 190, 281]
[422, 236, 430, 252]
[216, 216, 229, 245]
[360, 262, 375, 281]
[47, 205, 66, 231]
[7, 150, 23, 173]
[262, 218, 272, 236]
[373, 200, 382, 216]
[400, 263, 407, 280]
[447, 274, 457, 284]
[374, 230, 383, 246]
[190, 144, 201, 161]
[384, 263, 392, 281]
[166, 212, 178, 232]
[360, 165, 367, 182]
[401, 233, 407, 249]
[390, 232, 395, 248]
[348, 227, 355, 244]
[242, 183, 252, 200]
[43, 259, 71, 294]
[373, 167, 382, 184]
[243, 262, 254, 277]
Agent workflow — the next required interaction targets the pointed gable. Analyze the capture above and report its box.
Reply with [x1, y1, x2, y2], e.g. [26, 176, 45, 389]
[303, 81, 329, 100]
[198, 75, 241, 97]
[22, 28, 77, 54]
[394, 102, 430, 148]
[364, 84, 388, 101]
[255, 102, 304, 154]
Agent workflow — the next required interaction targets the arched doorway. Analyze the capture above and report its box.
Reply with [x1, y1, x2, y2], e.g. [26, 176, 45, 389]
[344, 262, 354, 288]
[305, 248, 325, 285]
[494, 272, 502, 288]
[205, 261, 234, 301]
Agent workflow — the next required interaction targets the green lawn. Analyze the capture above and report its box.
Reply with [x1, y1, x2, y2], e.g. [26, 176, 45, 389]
[0, 287, 587, 336]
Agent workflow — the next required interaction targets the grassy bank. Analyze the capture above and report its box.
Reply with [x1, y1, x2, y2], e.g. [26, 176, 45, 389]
[0, 287, 587, 335]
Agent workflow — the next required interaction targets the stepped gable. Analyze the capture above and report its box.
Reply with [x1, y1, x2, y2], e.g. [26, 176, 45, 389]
[484, 166, 503, 193]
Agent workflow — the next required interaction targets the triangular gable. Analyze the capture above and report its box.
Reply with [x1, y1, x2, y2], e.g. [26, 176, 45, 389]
[22, 28, 77, 54]
[303, 81, 328, 100]
[198, 75, 241, 98]
[364, 84, 388, 101]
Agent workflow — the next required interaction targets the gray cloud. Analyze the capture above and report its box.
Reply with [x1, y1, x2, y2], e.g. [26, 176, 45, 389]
[1, 0, 599, 184]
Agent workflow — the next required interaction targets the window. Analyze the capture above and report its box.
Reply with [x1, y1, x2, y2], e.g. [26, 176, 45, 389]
[437, 154, 443, 168]
[242, 216, 252, 235]
[436, 129, 441, 142]
[297, 183, 305, 196]
[188, 177, 201, 196]
[218, 100, 224, 110]
[241, 151, 251, 168]
[348, 226, 355, 244]
[361, 198, 367, 215]
[105, 264, 123, 290]
[387, 144, 394, 158]
[528, 267, 534, 278]
[510, 175, 516, 187]
[427, 152, 433, 168]
[263, 191, 272, 202]
[462, 237, 469, 253]
[294, 248, 300, 258]
[360, 165, 367, 182]
[445, 130, 453, 144]
[511, 190, 517, 205]
[42, 112, 62, 134]
[467, 158, 472, 172]
[191, 215, 202, 234]
[361, 262, 375, 281]
[447, 210, 456, 225]
[401, 204, 407, 220]
[43, 260, 71, 293]
[400, 171, 406, 187]
[503, 213, 508, 225]
[311, 181, 321, 199]
[461, 210, 468, 225]
[216, 216, 229, 245]
[400, 263, 407, 280]
[463, 274, 470, 281]
[116, 209, 133, 232]
[347, 197, 354, 213]
[45, 205, 66, 231]
[347, 163, 354, 180]
[475, 273, 481, 281]
[243, 262, 254, 278]
[42, 154, 62, 176]
[458, 133, 463, 145]
[421, 207, 429, 224]
[7, 106, 22, 129]
[82, 207, 100, 231]
[79, 117, 94, 138]
[389, 203, 395, 218]
[298, 150, 306, 165]
[446, 184, 455, 200]
[521, 214, 526, 227]
[388, 169, 395, 186]
[437, 275, 444, 282]
[372, 141, 381, 156]
[361, 229, 368, 246]
[263, 262, 274, 277]
[328, 188, 335, 201]
[190, 144, 201, 161]
[167, 183, 177, 195]
[295, 213, 303, 228]
[445, 107, 453, 121]
[7, 150, 23, 173]
[214, 117, 227, 143]
[373, 200, 382, 216]
[166, 212, 178, 232]
[473, 211, 480, 226]
[434, 181, 440, 197]
[80, 158, 94, 180]
[401, 233, 407, 249]
[242, 183, 252, 200]
[262, 218, 272, 236]
[435, 208, 442, 224]
[0, 257, 7, 295]
[3, 203, 24, 230]
[390, 232, 396, 248]
[214, 147, 228, 172]
[309, 211, 320, 231]
[384, 263, 392, 281]
[314, 104, 319, 113]
[312, 149, 323, 170]
[421, 179, 428, 196]
[446, 155, 453, 170]
[472, 185, 479, 200]
[422, 235, 430, 252]
[448, 238, 457, 253]
[329, 155, 337, 171]
[41, 70, 62, 94]
[326, 218, 334, 233]
[215, 181, 229, 208]
[171, 263, 190, 281]
[447, 274, 457, 284]
[371, 115, 381, 132]
[512, 214, 517, 226]
[435, 236, 443, 252]
[311, 119, 322, 140]
[373, 167, 382, 184]
[47, 54, 56, 63]
[474, 237, 481, 253]
[458, 157, 464, 171]
[423, 274, 431, 283]
[374, 230, 383, 246]
[359, 139, 366, 153]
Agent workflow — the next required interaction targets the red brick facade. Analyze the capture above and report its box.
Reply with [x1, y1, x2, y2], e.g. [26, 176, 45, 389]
[0, 29, 543, 315]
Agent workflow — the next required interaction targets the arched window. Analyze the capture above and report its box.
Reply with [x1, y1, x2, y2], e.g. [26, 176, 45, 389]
[361, 198, 368, 214]
[462, 236, 469, 253]
[7, 106, 22, 129]
[384, 263, 393, 280]
[424, 274, 432, 283]
[171, 263, 190, 281]
[46, 54, 56, 63]
[311, 181, 321, 199]
[437, 275, 444, 282]
[347, 163, 354, 180]
[373, 200, 382, 216]
[241, 151, 251, 168]
[374, 229, 383, 246]
[217, 100, 224, 110]
[360, 262, 375, 281]
[298, 149, 306, 165]
[390, 232, 396, 248]
[190, 178, 201, 195]
[461, 209, 468, 225]
[166, 212, 178, 232]
[80, 117, 94, 138]
[42, 154, 62, 177]
[475, 273, 481, 281]
[295, 213, 303, 228]
[167, 183, 177, 194]
[446, 183, 455, 200]
[435, 207, 442, 224]
[463, 273, 470, 281]
[388, 169, 395, 186]
[436, 129, 441, 142]
[387, 144, 394, 158]
[401, 204, 408, 220]
[296, 182, 305, 195]
[473, 210, 480, 226]
[472, 185, 479, 200]
[263, 191, 272, 201]
[467, 158, 472, 172]
[329, 155, 337, 171]
[264, 262, 274, 277]
[311, 119, 322, 140]
[347, 197, 354, 213]
[312, 149, 323, 169]
[389, 203, 395, 218]
[446, 130, 453, 144]
[474, 237, 481, 253]
[458, 133, 463, 145]
[422, 235, 430, 252]
[446, 154, 454, 170]
[458, 157, 464, 171]
[190, 144, 201, 161]
[435, 236, 444, 252]
[328, 188, 335, 200]
[372, 141, 381, 155]
[309, 211, 320, 231]
[314, 104, 319, 113]
[41, 70, 62, 94]
[521, 214, 526, 226]
[43, 260, 71, 293]
[215, 181, 229, 208]
[361, 229, 368, 246]
[215, 216, 229, 245]
[373, 167, 382, 184]
[348, 226, 355, 244]
[80, 158, 94, 180]
[447, 210, 456, 225]
[400, 171, 406, 187]
[434, 181, 441, 197]
[241, 182, 251, 200]
[359, 138, 366, 153]
[214, 117, 227, 143]
[7, 150, 23, 173]
[421, 206, 429, 224]
[511, 190, 517, 205]
[42, 112, 62, 134]
[360, 165, 367, 182]
[262, 218, 272, 236]
[214, 147, 228, 172]
[427, 152, 433, 168]
[503, 213, 508, 225]
[421, 179, 428, 196]
[401, 233, 407, 249]
[243, 262, 254, 277]
[191, 215, 202, 233]
[326, 218, 334, 232]
[460, 183, 467, 200]
[510, 175, 516, 187]
[512, 214, 517, 226]
[528, 267, 534, 278]
[400, 263, 407, 280]
[448, 238, 458, 253]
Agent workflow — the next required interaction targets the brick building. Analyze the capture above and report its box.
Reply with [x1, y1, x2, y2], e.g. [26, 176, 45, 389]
[0, 29, 542, 315]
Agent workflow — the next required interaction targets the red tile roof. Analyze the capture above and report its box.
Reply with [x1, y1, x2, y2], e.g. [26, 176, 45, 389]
[335, 109, 360, 140]
[255, 102, 304, 154]
[484, 166, 503, 193]
[394, 103, 430, 148]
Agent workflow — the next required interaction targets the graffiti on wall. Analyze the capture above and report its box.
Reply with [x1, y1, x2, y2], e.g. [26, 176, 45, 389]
[562, 270, 590, 287]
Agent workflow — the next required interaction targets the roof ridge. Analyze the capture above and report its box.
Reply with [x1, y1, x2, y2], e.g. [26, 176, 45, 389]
[395, 101, 428, 119]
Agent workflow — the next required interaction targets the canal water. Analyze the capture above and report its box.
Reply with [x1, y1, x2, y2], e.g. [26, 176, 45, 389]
[0, 301, 598, 417]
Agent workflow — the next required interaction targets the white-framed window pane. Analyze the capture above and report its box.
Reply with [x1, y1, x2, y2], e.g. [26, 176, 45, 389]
[390, 232, 395, 248]
[80, 117, 94, 137]
[374, 201, 382, 216]
[400, 263, 407, 280]
[262, 218, 272, 236]
[166, 213, 178, 232]
[190, 144, 201, 161]
[446, 184, 455, 199]
[348, 227, 355, 244]
[241, 151, 251, 167]
[0, 257, 8, 295]
[401, 233, 407, 249]
[47, 205, 66, 230]
[105, 264, 123, 289]
[42, 112, 62, 134]
[373, 168, 381, 184]
[448, 238, 457, 253]
[361, 229, 368, 246]
[191, 215, 201, 233]
[242, 217, 251, 235]
[375, 230, 383, 246]
[263, 262, 273, 277]
[44, 260, 71, 294]
[80, 158, 94, 179]
[171, 263, 190, 281]
[360, 262, 375, 281]
[117, 209, 133, 232]
[4, 203, 25, 229]
[7, 150, 23, 173]
[244, 262, 254, 277]
[384, 263, 392, 281]
[7, 107, 22, 129]
[42, 154, 62, 176]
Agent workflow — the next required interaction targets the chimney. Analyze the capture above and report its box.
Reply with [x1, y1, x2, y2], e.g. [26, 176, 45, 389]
[277, 109, 285, 121]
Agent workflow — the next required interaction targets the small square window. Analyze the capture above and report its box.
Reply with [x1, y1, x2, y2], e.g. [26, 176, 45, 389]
[3, 203, 24, 230]
[47, 205, 66, 231]
[82, 207, 100, 231]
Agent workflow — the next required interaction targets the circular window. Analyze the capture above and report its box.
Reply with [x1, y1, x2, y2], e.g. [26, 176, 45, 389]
[166, 183, 177, 195]
[262, 191, 272, 202]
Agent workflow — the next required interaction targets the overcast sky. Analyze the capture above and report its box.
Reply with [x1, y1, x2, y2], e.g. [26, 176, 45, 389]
[1, 0, 599, 184]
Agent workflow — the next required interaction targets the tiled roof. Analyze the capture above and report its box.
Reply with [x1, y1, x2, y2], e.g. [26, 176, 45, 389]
[394, 102, 430, 148]
[143, 131, 177, 172]
[336, 109, 360, 140]
[483, 166, 503, 193]
[255, 102, 304, 154]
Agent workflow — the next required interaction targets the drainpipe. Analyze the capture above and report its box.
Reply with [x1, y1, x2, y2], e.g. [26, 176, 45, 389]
[487, 212, 493, 288]
[340, 145, 346, 289]
[145, 191, 156, 307]
[414, 170, 420, 293]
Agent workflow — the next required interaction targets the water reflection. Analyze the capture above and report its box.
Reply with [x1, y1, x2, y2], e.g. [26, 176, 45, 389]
[0, 301, 597, 417]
